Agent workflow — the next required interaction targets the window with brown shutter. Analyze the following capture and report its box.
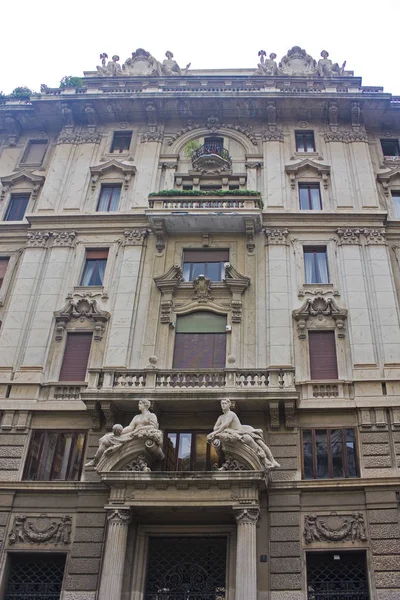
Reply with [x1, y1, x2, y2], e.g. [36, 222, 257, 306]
[309, 330, 338, 380]
[80, 249, 109, 286]
[182, 249, 229, 282]
[173, 312, 227, 369]
[59, 332, 92, 381]
[0, 258, 9, 288]
[22, 140, 47, 165]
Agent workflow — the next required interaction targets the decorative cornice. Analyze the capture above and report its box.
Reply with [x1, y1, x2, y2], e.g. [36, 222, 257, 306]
[324, 131, 368, 143]
[57, 130, 102, 144]
[264, 228, 289, 245]
[51, 231, 76, 248]
[261, 130, 284, 142]
[285, 159, 330, 188]
[336, 228, 362, 245]
[8, 514, 72, 546]
[26, 231, 52, 248]
[304, 513, 367, 544]
[123, 229, 150, 246]
[363, 228, 386, 245]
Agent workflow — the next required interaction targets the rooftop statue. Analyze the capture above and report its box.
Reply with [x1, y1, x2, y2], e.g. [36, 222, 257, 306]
[278, 46, 317, 76]
[256, 50, 278, 76]
[96, 54, 122, 77]
[123, 48, 162, 76]
[207, 399, 280, 471]
[318, 50, 346, 77]
[85, 399, 162, 468]
[162, 51, 191, 76]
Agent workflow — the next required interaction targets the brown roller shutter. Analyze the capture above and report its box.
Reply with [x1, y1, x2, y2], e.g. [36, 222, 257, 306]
[59, 333, 93, 381]
[173, 333, 226, 369]
[86, 249, 109, 259]
[183, 250, 229, 262]
[23, 140, 47, 164]
[309, 331, 338, 380]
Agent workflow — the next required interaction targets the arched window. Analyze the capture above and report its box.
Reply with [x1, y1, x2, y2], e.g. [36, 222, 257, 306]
[173, 312, 227, 369]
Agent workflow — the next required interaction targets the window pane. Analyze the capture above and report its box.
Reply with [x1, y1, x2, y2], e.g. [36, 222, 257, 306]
[52, 433, 72, 480]
[5, 194, 29, 221]
[176, 312, 226, 333]
[304, 248, 328, 284]
[165, 433, 177, 471]
[23, 140, 47, 164]
[194, 434, 208, 471]
[310, 187, 322, 210]
[80, 259, 107, 286]
[206, 262, 222, 281]
[381, 139, 400, 157]
[315, 430, 329, 478]
[299, 186, 311, 209]
[192, 262, 206, 279]
[177, 433, 192, 471]
[111, 132, 132, 153]
[97, 185, 121, 212]
[331, 429, 344, 477]
[303, 430, 314, 479]
[345, 429, 357, 477]
[393, 193, 400, 217]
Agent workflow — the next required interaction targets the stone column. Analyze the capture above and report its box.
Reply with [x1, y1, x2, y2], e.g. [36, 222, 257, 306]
[234, 506, 260, 600]
[98, 508, 132, 600]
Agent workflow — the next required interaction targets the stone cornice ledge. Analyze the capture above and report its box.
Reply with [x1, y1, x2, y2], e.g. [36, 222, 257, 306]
[0, 482, 106, 492]
[101, 471, 265, 485]
[269, 477, 400, 491]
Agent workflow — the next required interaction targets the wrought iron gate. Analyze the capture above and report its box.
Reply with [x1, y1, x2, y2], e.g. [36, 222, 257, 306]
[145, 536, 227, 600]
[4, 554, 66, 600]
[307, 551, 369, 600]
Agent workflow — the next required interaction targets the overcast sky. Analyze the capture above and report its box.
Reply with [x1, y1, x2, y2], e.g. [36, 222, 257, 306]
[2, 0, 400, 95]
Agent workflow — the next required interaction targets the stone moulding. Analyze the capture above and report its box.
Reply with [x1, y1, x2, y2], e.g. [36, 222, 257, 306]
[293, 296, 347, 339]
[377, 166, 400, 196]
[304, 513, 367, 544]
[168, 120, 258, 146]
[324, 131, 368, 143]
[97, 436, 165, 472]
[285, 159, 330, 189]
[0, 170, 45, 203]
[90, 159, 136, 190]
[8, 514, 72, 546]
[210, 437, 269, 473]
[54, 294, 110, 341]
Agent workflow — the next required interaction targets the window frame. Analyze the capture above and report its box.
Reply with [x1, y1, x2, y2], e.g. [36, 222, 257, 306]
[182, 249, 229, 282]
[110, 131, 132, 154]
[58, 331, 93, 382]
[23, 430, 87, 481]
[4, 193, 31, 221]
[303, 246, 330, 284]
[79, 249, 109, 287]
[20, 139, 48, 166]
[96, 183, 122, 212]
[295, 130, 316, 153]
[308, 330, 339, 380]
[172, 312, 227, 369]
[302, 427, 359, 479]
[163, 430, 221, 471]
[391, 190, 400, 218]
[380, 138, 400, 158]
[299, 183, 322, 210]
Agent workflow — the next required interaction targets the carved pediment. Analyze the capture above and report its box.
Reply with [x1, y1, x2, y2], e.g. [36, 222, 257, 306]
[377, 166, 400, 195]
[224, 262, 250, 294]
[90, 159, 136, 190]
[97, 436, 164, 472]
[293, 296, 347, 339]
[54, 294, 110, 341]
[154, 264, 183, 294]
[1, 170, 45, 187]
[210, 438, 266, 472]
[285, 159, 330, 188]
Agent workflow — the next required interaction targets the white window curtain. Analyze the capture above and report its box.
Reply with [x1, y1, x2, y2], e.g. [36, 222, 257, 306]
[81, 260, 106, 286]
[315, 251, 329, 283]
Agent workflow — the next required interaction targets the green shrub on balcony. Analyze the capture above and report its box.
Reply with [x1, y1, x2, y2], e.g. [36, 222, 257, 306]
[149, 189, 261, 197]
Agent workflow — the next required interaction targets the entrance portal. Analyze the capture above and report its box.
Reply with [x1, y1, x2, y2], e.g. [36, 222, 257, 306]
[306, 551, 369, 600]
[144, 536, 227, 599]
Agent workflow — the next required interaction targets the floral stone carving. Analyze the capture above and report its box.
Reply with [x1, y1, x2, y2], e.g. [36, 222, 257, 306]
[304, 513, 367, 544]
[86, 399, 164, 470]
[54, 294, 110, 341]
[207, 399, 280, 472]
[9, 514, 72, 546]
[293, 296, 347, 339]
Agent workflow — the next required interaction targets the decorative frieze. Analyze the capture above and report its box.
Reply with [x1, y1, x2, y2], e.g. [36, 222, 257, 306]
[121, 454, 151, 472]
[218, 457, 247, 471]
[57, 131, 102, 144]
[123, 229, 150, 246]
[9, 514, 72, 546]
[363, 228, 386, 245]
[304, 513, 367, 544]
[262, 130, 284, 142]
[140, 130, 163, 143]
[264, 228, 289, 245]
[336, 228, 362, 245]
[51, 231, 76, 248]
[324, 131, 368, 143]
[26, 231, 52, 248]
[298, 287, 340, 297]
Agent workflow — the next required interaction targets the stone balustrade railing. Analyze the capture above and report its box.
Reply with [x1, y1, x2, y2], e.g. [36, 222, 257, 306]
[87, 368, 296, 392]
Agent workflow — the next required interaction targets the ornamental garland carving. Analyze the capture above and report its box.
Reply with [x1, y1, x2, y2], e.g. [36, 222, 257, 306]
[234, 507, 260, 524]
[363, 228, 386, 245]
[336, 228, 362, 245]
[337, 228, 386, 245]
[262, 130, 284, 142]
[57, 132, 102, 145]
[304, 513, 367, 544]
[9, 514, 72, 546]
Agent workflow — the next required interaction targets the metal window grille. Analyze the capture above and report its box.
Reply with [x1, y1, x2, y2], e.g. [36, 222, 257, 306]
[307, 551, 369, 600]
[4, 554, 66, 600]
[145, 536, 227, 599]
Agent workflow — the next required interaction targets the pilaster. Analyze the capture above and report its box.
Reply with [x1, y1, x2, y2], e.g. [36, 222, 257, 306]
[98, 508, 132, 600]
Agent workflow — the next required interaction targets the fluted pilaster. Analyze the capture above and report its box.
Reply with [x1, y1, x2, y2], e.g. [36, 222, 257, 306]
[98, 508, 132, 600]
[234, 506, 260, 599]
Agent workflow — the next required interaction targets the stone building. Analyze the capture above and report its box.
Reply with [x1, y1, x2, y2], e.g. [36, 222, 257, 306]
[0, 45, 399, 599]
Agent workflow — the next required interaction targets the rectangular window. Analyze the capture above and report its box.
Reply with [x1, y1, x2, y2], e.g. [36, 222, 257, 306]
[4, 194, 30, 221]
[304, 246, 329, 284]
[306, 551, 368, 598]
[96, 184, 121, 212]
[80, 249, 108, 286]
[299, 183, 322, 210]
[199, 184, 223, 191]
[4, 553, 67, 599]
[164, 431, 220, 471]
[381, 139, 400, 157]
[111, 132, 132, 153]
[182, 249, 229, 282]
[309, 330, 338, 380]
[392, 191, 400, 217]
[22, 140, 47, 165]
[303, 428, 358, 479]
[59, 332, 93, 381]
[295, 131, 316, 152]
[173, 312, 227, 369]
[0, 258, 9, 288]
[23, 431, 86, 481]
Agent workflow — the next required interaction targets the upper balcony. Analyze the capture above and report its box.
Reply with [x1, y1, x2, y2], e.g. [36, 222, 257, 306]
[191, 142, 232, 171]
[146, 190, 262, 235]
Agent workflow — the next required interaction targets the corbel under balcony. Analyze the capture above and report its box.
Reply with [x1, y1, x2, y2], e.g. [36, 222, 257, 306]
[146, 191, 262, 234]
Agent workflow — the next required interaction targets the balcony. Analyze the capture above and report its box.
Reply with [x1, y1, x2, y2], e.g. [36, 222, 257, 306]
[191, 142, 232, 171]
[146, 190, 262, 234]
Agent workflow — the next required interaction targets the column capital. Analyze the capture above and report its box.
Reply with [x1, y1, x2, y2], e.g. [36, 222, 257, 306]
[106, 508, 132, 525]
[234, 506, 260, 524]
[263, 228, 289, 245]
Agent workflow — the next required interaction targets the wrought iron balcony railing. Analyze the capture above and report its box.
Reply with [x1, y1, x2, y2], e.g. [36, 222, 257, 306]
[191, 143, 232, 170]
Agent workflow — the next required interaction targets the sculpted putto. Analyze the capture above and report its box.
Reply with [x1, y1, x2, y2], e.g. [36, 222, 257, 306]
[85, 399, 162, 467]
[207, 399, 280, 471]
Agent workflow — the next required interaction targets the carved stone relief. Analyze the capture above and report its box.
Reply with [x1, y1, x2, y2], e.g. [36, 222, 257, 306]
[217, 456, 248, 471]
[304, 513, 367, 544]
[51, 231, 76, 248]
[168, 119, 258, 146]
[293, 296, 347, 339]
[26, 231, 52, 248]
[9, 514, 72, 546]
[123, 229, 150, 246]
[255, 47, 347, 77]
[285, 159, 330, 189]
[324, 131, 368, 143]
[264, 228, 289, 245]
[54, 294, 110, 341]
[90, 159, 136, 191]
